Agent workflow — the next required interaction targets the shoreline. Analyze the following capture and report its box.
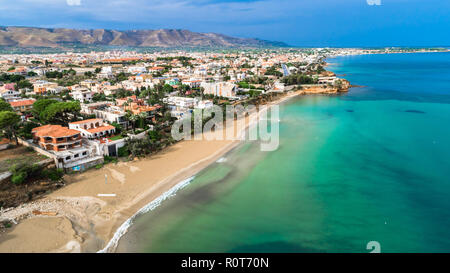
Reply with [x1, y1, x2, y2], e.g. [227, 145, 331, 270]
[0, 90, 303, 253]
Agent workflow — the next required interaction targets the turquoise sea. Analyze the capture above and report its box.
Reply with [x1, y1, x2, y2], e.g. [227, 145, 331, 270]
[116, 52, 450, 253]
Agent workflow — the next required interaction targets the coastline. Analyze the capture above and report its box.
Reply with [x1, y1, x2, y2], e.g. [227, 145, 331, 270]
[0, 90, 303, 253]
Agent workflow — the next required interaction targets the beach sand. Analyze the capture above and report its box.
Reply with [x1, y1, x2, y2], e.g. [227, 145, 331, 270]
[0, 91, 301, 253]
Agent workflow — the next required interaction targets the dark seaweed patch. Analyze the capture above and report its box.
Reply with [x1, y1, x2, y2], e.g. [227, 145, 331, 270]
[405, 110, 426, 114]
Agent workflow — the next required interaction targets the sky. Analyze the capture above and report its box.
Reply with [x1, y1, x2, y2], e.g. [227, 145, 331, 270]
[0, 0, 449, 47]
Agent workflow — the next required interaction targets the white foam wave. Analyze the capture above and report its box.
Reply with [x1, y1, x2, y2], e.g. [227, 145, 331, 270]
[216, 157, 227, 163]
[97, 176, 195, 253]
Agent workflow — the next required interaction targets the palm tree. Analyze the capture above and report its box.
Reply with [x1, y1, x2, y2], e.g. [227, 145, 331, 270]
[125, 111, 138, 134]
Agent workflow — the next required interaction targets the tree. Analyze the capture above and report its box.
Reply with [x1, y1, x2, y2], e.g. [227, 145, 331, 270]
[125, 112, 139, 133]
[0, 100, 13, 112]
[17, 121, 40, 140]
[41, 101, 81, 125]
[17, 79, 33, 90]
[32, 99, 58, 121]
[0, 111, 21, 145]
[92, 93, 107, 102]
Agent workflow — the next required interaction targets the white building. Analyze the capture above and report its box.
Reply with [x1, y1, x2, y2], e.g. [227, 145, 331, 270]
[69, 118, 116, 140]
[200, 82, 237, 98]
[195, 100, 214, 109]
[0, 88, 21, 102]
[71, 88, 93, 103]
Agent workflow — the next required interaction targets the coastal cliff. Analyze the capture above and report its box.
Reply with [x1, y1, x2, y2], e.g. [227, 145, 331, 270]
[299, 79, 351, 94]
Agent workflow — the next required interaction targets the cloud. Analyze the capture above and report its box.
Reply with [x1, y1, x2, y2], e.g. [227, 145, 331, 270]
[66, 0, 81, 6]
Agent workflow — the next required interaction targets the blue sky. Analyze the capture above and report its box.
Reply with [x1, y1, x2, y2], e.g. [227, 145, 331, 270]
[1, 0, 449, 47]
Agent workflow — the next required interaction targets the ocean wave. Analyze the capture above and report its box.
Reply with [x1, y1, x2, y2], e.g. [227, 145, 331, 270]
[216, 157, 227, 163]
[97, 176, 195, 253]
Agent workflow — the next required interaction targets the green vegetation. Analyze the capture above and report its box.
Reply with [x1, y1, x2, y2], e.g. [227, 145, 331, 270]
[104, 156, 119, 164]
[9, 163, 41, 185]
[32, 99, 81, 125]
[265, 65, 283, 77]
[42, 168, 64, 181]
[0, 111, 21, 145]
[281, 73, 318, 85]
[0, 100, 14, 112]
[0, 74, 30, 88]
[118, 146, 129, 157]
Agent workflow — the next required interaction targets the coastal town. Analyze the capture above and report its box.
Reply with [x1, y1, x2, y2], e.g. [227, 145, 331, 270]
[0, 46, 445, 252]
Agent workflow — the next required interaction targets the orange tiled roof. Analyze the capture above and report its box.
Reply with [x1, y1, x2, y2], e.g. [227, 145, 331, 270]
[32, 125, 80, 138]
[86, 125, 115, 134]
[69, 118, 102, 125]
[150, 66, 165, 70]
[9, 99, 36, 107]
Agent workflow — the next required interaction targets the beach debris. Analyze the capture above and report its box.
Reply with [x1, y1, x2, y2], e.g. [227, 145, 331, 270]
[97, 194, 116, 197]
[32, 210, 58, 216]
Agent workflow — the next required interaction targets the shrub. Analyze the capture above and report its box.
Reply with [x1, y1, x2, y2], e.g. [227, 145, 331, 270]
[11, 171, 27, 184]
[9, 163, 42, 184]
[95, 164, 103, 169]
[118, 146, 129, 158]
[43, 168, 64, 181]
[104, 156, 118, 164]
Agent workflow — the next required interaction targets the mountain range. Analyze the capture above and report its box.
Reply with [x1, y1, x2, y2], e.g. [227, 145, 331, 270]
[0, 26, 287, 48]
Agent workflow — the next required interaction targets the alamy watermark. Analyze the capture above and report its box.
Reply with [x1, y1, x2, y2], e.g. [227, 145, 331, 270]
[171, 104, 280, 152]
[367, 0, 381, 5]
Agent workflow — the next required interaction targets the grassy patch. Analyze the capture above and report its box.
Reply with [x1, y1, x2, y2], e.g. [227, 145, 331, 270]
[109, 135, 124, 141]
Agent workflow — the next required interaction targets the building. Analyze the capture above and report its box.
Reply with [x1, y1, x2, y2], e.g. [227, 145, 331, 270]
[182, 79, 202, 88]
[33, 80, 58, 95]
[68, 118, 116, 140]
[195, 100, 214, 109]
[71, 88, 93, 103]
[0, 87, 21, 102]
[9, 99, 36, 113]
[92, 105, 128, 128]
[97, 66, 113, 79]
[31, 124, 103, 172]
[200, 82, 237, 98]
[32, 125, 82, 152]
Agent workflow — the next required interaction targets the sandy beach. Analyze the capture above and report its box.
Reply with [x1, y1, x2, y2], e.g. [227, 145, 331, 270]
[0, 91, 301, 253]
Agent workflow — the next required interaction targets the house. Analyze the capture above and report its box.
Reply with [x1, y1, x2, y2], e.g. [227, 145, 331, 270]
[318, 76, 338, 85]
[0, 87, 21, 102]
[33, 80, 58, 95]
[182, 79, 202, 88]
[91, 105, 128, 128]
[71, 88, 93, 103]
[32, 125, 82, 152]
[200, 82, 238, 98]
[9, 99, 36, 113]
[31, 124, 103, 172]
[195, 100, 214, 109]
[80, 80, 97, 90]
[97, 66, 114, 79]
[68, 118, 116, 140]
[127, 66, 147, 74]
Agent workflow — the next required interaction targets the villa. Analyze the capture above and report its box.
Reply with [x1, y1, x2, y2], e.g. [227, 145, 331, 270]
[68, 118, 116, 140]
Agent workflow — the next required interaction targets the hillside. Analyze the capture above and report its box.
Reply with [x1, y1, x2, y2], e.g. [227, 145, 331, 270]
[0, 26, 287, 48]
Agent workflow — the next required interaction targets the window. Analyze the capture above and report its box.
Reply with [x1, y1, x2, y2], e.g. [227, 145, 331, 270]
[82, 152, 87, 156]
[74, 154, 79, 158]
[66, 156, 71, 160]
